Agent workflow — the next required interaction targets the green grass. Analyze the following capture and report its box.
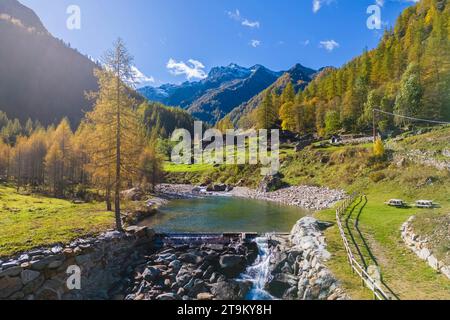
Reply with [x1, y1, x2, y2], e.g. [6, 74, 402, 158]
[316, 178, 450, 300]
[164, 161, 213, 173]
[280, 128, 450, 299]
[412, 212, 450, 265]
[0, 185, 114, 258]
[396, 126, 450, 152]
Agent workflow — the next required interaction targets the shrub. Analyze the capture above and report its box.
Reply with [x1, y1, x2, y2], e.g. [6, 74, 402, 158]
[373, 137, 385, 158]
[369, 171, 386, 183]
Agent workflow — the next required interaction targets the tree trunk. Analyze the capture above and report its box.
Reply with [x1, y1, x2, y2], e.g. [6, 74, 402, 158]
[106, 186, 112, 211]
[114, 66, 123, 231]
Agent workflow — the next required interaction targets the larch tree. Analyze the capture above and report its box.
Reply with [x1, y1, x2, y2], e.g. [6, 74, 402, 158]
[50, 118, 74, 196]
[279, 101, 297, 131]
[0, 140, 11, 180]
[137, 145, 164, 193]
[281, 82, 295, 105]
[256, 91, 278, 130]
[86, 38, 145, 231]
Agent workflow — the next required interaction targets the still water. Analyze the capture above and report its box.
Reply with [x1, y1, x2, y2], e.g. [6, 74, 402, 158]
[139, 196, 309, 233]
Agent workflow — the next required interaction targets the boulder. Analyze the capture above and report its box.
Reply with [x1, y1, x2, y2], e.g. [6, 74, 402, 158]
[0, 276, 23, 299]
[211, 280, 251, 300]
[187, 280, 209, 298]
[213, 184, 227, 192]
[156, 293, 179, 300]
[258, 174, 284, 192]
[418, 248, 431, 260]
[440, 266, 450, 279]
[179, 253, 203, 265]
[197, 292, 214, 300]
[219, 255, 246, 277]
[265, 273, 297, 298]
[20, 270, 41, 285]
[169, 260, 182, 270]
[427, 255, 439, 270]
[0, 266, 22, 277]
[142, 267, 161, 282]
[121, 187, 145, 201]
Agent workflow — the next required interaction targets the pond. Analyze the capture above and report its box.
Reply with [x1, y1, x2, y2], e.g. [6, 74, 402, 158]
[139, 196, 310, 233]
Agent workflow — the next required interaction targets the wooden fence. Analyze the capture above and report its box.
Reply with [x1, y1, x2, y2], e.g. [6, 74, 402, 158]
[335, 196, 391, 300]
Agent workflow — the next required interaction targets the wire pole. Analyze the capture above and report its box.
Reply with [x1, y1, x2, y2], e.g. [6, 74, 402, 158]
[373, 108, 377, 142]
[373, 109, 450, 125]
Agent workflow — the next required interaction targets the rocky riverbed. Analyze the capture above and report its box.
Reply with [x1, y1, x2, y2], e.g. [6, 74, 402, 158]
[156, 184, 346, 211]
[123, 238, 259, 300]
[264, 217, 348, 300]
[123, 217, 348, 301]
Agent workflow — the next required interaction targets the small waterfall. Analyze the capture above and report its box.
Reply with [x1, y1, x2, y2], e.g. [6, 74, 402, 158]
[240, 236, 276, 300]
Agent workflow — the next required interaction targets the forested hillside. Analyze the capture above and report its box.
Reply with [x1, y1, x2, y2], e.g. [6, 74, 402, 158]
[138, 101, 195, 138]
[241, 0, 450, 134]
[0, 0, 99, 126]
[228, 64, 317, 128]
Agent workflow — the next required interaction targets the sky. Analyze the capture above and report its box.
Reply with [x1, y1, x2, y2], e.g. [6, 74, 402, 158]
[20, 0, 419, 87]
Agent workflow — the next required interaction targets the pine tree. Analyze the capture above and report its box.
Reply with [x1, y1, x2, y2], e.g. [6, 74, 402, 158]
[324, 110, 341, 135]
[394, 63, 424, 127]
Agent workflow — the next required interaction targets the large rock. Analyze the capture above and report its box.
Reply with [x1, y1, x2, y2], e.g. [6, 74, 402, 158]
[0, 276, 23, 299]
[187, 280, 209, 298]
[20, 270, 41, 285]
[0, 266, 22, 277]
[156, 293, 179, 300]
[418, 248, 431, 260]
[121, 187, 145, 201]
[142, 267, 161, 282]
[219, 255, 246, 277]
[265, 273, 298, 298]
[197, 292, 214, 300]
[179, 253, 203, 265]
[258, 174, 284, 192]
[211, 280, 251, 300]
[440, 266, 450, 279]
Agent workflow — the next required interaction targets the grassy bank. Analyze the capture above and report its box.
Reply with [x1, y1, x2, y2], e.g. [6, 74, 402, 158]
[164, 126, 450, 299]
[0, 185, 114, 257]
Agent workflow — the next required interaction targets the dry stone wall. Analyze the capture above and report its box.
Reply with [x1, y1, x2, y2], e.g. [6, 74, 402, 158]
[0, 226, 155, 300]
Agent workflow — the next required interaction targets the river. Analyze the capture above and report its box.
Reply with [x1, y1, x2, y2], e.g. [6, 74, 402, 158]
[139, 196, 310, 233]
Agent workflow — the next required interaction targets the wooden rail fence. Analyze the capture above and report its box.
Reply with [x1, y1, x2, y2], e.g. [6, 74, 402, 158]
[336, 196, 391, 300]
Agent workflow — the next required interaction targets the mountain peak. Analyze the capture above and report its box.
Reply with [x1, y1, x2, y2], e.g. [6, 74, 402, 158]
[0, 0, 47, 33]
[207, 63, 252, 80]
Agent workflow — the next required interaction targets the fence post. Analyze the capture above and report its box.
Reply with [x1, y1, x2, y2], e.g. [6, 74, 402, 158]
[335, 194, 388, 300]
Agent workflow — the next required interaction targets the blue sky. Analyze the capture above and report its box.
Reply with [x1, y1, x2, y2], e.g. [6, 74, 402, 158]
[21, 0, 418, 87]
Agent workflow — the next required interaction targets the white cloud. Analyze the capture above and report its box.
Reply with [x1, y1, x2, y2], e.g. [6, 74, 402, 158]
[227, 9, 241, 21]
[131, 66, 155, 87]
[312, 0, 418, 14]
[301, 40, 310, 46]
[242, 19, 260, 28]
[227, 9, 260, 28]
[250, 39, 261, 48]
[166, 58, 207, 80]
[313, 0, 335, 13]
[319, 40, 340, 52]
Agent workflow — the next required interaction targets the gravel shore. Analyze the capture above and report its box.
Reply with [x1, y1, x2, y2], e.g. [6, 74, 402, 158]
[156, 184, 346, 211]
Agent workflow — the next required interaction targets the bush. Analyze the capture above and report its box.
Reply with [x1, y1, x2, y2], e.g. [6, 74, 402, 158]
[369, 171, 386, 183]
[373, 137, 385, 158]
